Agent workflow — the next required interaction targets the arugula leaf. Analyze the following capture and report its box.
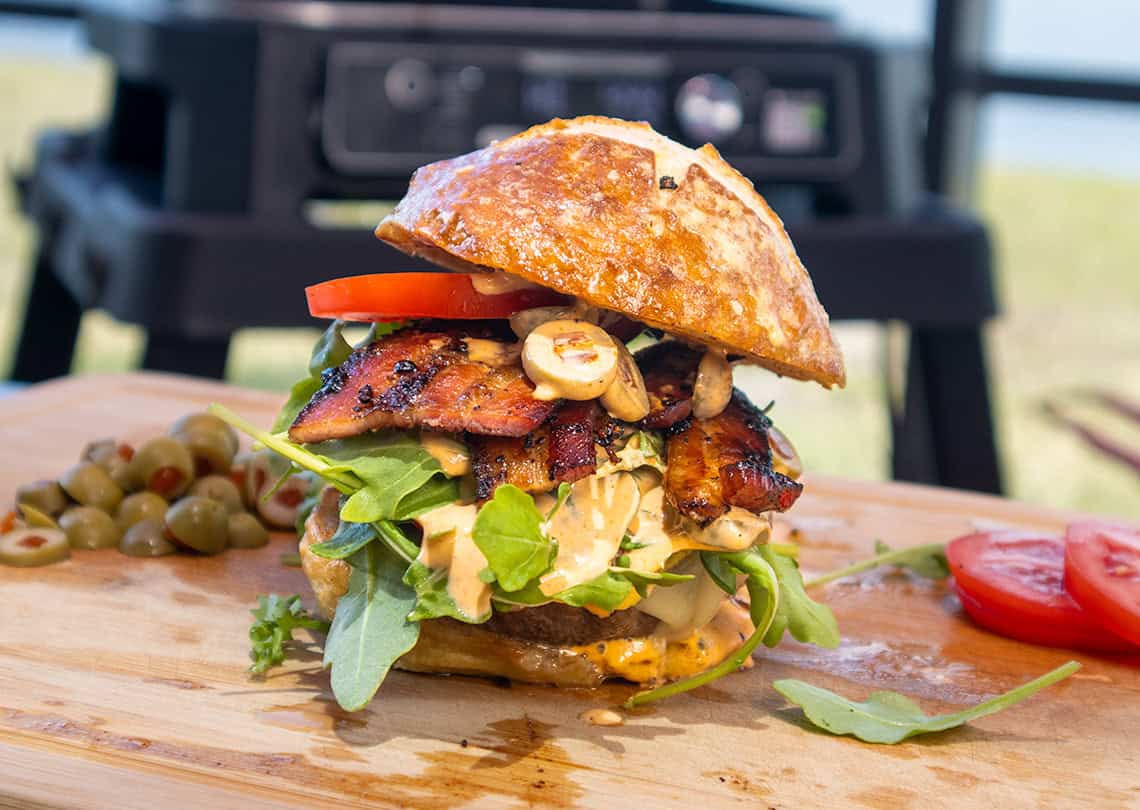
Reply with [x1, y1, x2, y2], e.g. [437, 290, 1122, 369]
[774, 660, 1080, 744]
[620, 535, 650, 551]
[701, 552, 738, 595]
[748, 546, 840, 648]
[392, 474, 460, 521]
[318, 436, 451, 524]
[309, 520, 377, 561]
[248, 594, 329, 674]
[805, 541, 950, 589]
[404, 560, 491, 623]
[472, 485, 555, 592]
[323, 542, 420, 711]
[609, 567, 694, 598]
[555, 571, 634, 609]
[546, 482, 572, 520]
[271, 321, 354, 433]
[625, 550, 781, 707]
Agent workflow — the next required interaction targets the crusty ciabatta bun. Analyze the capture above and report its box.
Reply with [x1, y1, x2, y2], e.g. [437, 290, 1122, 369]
[375, 115, 845, 388]
[299, 489, 756, 687]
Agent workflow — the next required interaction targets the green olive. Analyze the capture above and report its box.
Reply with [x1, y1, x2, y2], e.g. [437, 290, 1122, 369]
[129, 437, 195, 499]
[119, 519, 177, 558]
[165, 496, 228, 554]
[0, 528, 70, 567]
[256, 474, 313, 530]
[59, 463, 124, 513]
[226, 512, 269, 549]
[242, 450, 291, 509]
[17, 503, 59, 528]
[170, 413, 239, 456]
[59, 506, 122, 550]
[230, 451, 253, 507]
[15, 479, 69, 517]
[188, 475, 244, 514]
[115, 491, 169, 531]
[82, 439, 137, 490]
[178, 428, 235, 476]
[81, 438, 118, 465]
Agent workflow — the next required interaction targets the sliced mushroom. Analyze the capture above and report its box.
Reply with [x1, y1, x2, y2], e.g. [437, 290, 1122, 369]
[768, 425, 803, 480]
[521, 320, 619, 401]
[509, 306, 577, 340]
[600, 339, 651, 421]
[691, 349, 733, 419]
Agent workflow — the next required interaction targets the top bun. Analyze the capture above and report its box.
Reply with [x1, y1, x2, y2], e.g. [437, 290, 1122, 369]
[375, 116, 845, 387]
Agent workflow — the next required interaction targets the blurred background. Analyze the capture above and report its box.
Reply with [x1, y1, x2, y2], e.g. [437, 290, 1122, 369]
[1, 0, 1137, 519]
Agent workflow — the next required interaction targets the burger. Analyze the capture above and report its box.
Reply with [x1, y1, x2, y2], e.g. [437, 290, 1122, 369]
[232, 116, 845, 711]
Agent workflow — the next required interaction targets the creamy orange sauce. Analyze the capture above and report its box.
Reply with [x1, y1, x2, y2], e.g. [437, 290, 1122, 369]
[419, 433, 471, 477]
[538, 472, 639, 595]
[415, 503, 490, 620]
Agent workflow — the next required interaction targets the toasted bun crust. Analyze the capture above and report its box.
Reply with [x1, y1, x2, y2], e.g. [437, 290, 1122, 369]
[299, 488, 753, 687]
[376, 116, 845, 387]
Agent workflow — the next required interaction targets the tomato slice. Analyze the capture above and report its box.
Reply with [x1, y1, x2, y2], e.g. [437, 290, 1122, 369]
[1064, 521, 1140, 646]
[306, 272, 567, 321]
[946, 530, 1136, 652]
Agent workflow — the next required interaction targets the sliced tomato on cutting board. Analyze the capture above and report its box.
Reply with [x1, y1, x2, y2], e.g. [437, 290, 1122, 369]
[306, 272, 567, 321]
[1065, 522, 1140, 646]
[946, 530, 1136, 653]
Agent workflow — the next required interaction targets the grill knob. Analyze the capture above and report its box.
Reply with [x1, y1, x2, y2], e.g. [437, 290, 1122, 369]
[675, 74, 743, 144]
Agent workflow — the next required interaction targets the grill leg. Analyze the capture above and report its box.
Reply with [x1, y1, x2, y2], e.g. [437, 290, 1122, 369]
[142, 334, 232, 379]
[893, 326, 1002, 493]
[10, 244, 83, 383]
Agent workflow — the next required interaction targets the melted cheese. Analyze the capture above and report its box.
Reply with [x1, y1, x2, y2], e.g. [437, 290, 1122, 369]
[415, 503, 490, 620]
[635, 555, 729, 638]
[538, 472, 639, 596]
[572, 599, 754, 683]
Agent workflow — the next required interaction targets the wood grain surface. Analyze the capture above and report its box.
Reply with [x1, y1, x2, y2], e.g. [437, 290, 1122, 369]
[0, 373, 1137, 809]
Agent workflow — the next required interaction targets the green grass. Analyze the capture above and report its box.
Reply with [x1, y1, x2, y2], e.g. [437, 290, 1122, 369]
[1, 55, 1137, 520]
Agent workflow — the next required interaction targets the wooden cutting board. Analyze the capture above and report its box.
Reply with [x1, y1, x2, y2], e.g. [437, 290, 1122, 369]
[0, 373, 1137, 809]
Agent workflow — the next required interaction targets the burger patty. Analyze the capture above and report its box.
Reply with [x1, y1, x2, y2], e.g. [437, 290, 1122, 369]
[483, 601, 660, 646]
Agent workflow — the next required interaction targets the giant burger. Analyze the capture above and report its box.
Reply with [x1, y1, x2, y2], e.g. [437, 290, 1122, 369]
[233, 116, 846, 711]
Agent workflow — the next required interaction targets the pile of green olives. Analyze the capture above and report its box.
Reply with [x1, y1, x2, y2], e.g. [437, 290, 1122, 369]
[1, 412, 319, 567]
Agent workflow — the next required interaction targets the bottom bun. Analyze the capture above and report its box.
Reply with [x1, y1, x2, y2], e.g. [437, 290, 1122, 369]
[300, 488, 755, 687]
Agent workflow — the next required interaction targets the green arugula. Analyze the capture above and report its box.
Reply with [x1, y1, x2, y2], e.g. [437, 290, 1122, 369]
[805, 541, 950, 589]
[745, 545, 840, 648]
[308, 520, 377, 561]
[625, 550, 782, 707]
[318, 435, 457, 524]
[248, 594, 330, 674]
[404, 559, 489, 622]
[471, 485, 555, 592]
[774, 661, 1080, 744]
[323, 542, 421, 711]
[609, 566, 695, 598]
[209, 408, 457, 526]
[701, 552, 738, 594]
[555, 571, 634, 609]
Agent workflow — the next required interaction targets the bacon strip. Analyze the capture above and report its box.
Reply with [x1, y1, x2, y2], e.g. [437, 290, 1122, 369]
[468, 402, 607, 501]
[635, 341, 700, 429]
[664, 391, 802, 524]
[289, 328, 557, 444]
